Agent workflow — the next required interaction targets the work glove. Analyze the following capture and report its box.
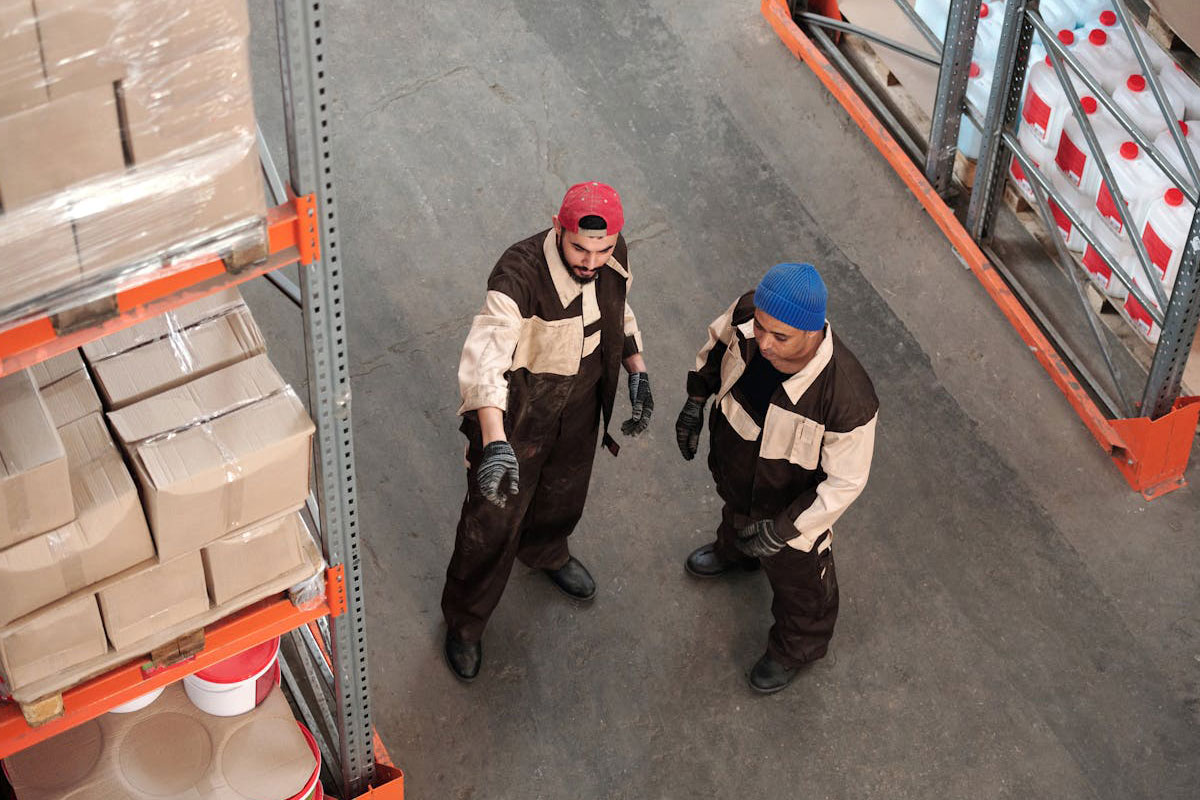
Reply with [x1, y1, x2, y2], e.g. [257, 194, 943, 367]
[621, 372, 654, 436]
[477, 441, 520, 508]
[675, 397, 706, 460]
[735, 519, 789, 559]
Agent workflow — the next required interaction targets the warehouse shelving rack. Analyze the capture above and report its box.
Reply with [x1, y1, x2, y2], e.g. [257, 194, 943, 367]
[763, 0, 1200, 498]
[0, 1, 400, 798]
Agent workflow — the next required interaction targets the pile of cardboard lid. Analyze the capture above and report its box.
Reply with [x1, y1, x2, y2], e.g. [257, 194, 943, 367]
[0, 0, 266, 326]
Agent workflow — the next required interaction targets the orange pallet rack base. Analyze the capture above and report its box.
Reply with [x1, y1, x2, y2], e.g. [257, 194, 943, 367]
[761, 0, 1199, 499]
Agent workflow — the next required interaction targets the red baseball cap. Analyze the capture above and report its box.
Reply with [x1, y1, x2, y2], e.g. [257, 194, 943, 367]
[558, 181, 624, 237]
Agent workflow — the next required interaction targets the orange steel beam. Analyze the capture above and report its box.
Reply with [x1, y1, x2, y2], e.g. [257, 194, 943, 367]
[0, 593, 332, 759]
[760, 1, 1139, 456]
[0, 194, 316, 378]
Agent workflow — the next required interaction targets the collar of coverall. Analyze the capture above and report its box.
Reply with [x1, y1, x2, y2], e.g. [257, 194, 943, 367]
[542, 230, 629, 308]
[737, 318, 834, 404]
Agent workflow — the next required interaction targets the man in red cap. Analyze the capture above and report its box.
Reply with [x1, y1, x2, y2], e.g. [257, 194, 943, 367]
[441, 181, 652, 681]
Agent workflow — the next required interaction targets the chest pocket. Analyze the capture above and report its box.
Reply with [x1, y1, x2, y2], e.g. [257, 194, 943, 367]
[760, 405, 825, 470]
[511, 316, 583, 376]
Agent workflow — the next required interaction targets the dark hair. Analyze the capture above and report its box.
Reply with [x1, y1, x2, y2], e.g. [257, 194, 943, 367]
[578, 214, 607, 230]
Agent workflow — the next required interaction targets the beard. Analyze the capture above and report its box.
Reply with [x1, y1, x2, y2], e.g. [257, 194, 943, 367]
[557, 238, 600, 284]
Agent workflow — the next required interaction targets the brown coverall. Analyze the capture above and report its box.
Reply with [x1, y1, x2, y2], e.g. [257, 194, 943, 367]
[691, 292, 878, 666]
[442, 230, 642, 642]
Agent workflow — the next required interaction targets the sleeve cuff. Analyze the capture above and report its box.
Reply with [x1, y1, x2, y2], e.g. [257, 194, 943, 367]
[686, 372, 715, 399]
[458, 385, 509, 415]
[622, 333, 642, 360]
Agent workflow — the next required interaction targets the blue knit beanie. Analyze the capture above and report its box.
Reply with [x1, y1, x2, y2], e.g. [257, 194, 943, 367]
[754, 262, 827, 331]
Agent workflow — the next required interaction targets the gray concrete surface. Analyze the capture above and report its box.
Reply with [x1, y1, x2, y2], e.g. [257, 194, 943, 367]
[243, 2, 1200, 798]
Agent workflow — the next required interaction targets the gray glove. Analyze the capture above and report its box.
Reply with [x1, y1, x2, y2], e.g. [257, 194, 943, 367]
[735, 519, 788, 559]
[621, 372, 654, 436]
[477, 441, 519, 508]
[675, 397, 705, 460]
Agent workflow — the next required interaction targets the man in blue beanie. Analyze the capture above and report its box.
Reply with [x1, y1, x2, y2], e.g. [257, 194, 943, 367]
[675, 262, 878, 693]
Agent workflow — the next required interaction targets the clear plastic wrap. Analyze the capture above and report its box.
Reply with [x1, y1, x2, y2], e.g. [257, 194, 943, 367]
[0, 0, 266, 329]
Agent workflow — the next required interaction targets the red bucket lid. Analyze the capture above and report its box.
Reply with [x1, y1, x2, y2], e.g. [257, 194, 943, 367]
[194, 637, 280, 684]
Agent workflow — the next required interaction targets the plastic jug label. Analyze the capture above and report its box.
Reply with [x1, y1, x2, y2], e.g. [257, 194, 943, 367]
[1023, 90, 1052, 141]
[1142, 223, 1174, 280]
[1049, 197, 1073, 236]
[1082, 245, 1113, 288]
[1124, 294, 1154, 337]
[1055, 134, 1088, 186]
[1009, 157, 1032, 194]
[1096, 183, 1125, 233]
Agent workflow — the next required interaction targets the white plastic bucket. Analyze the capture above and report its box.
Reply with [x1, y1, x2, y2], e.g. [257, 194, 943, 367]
[1113, 73, 1184, 139]
[1093, 141, 1170, 236]
[183, 637, 281, 717]
[290, 722, 323, 800]
[1140, 187, 1196, 287]
[109, 686, 165, 714]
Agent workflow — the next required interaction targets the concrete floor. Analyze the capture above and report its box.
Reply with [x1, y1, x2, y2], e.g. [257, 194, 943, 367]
[243, 2, 1200, 798]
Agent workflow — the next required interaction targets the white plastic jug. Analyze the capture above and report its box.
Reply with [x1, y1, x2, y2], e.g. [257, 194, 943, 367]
[1139, 187, 1196, 287]
[1012, 121, 1059, 201]
[1123, 256, 1163, 343]
[1113, 73, 1185, 139]
[958, 62, 992, 159]
[1080, 205, 1133, 298]
[1047, 168, 1090, 253]
[1153, 120, 1200, 191]
[1070, 0, 1112, 27]
[1073, 29, 1134, 94]
[1055, 95, 1125, 197]
[973, 3, 1003, 66]
[1089, 10, 1173, 73]
[1021, 33, 1085, 147]
[915, 0, 951, 42]
[1039, 0, 1078, 34]
[1158, 62, 1200, 120]
[1093, 141, 1171, 235]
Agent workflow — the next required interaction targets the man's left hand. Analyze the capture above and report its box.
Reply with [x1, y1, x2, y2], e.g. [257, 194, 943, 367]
[621, 372, 654, 436]
[735, 519, 788, 558]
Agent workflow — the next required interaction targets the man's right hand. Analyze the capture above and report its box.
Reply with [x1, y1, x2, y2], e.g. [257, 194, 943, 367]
[675, 397, 706, 460]
[477, 441, 520, 508]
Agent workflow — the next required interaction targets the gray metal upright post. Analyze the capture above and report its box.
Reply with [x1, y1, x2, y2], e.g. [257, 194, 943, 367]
[1142, 206, 1200, 418]
[965, 0, 1034, 239]
[925, 0, 983, 197]
[276, 0, 376, 795]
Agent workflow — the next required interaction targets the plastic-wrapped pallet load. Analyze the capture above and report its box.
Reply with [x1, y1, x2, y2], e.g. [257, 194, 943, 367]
[0, 0, 266, 326]
[4, 683, 321, 800]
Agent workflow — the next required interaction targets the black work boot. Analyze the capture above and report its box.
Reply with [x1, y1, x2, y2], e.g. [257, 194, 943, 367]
[748, 653, 799, 694]
[444, 632, 481, 682]
[543, 556, 596, 601]
[684, 542, 760, 578]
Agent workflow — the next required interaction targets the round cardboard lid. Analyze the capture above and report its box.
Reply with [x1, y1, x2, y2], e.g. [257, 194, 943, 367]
[120, 712, 213, 796]
[4, 719, 104, 790]
[194, 637, 280, 684]
[223, 716, 318, 799]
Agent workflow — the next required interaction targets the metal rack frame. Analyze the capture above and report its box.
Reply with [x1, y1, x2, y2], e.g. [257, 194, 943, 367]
[765, 0, 1200, 498]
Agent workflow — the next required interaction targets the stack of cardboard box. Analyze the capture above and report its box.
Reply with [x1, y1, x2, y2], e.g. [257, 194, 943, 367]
[0, 0, 265, 321]
[0, 292, 318, 702]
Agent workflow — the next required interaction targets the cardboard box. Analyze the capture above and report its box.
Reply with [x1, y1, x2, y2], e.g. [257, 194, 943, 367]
[96, 549, 208, 649]
[0, 216, 81, 323]
[28, 348, 84, 388]
[108, 355, 314, 560]
[203, 512, 308, 606]
[88, 305, 266, 409]
[0, 413, 154, 625]
[0, 84, 125, 208]
[82, 288, 243, 363]
[36, 0, 250, 97]
[0, 592, 105, 689]
[0, 0, 48, 115]
[123, 40, 256, 164]
[40, 367, 102, 428]
[0, 370, 72, 549]
[4, 683, 316, 800]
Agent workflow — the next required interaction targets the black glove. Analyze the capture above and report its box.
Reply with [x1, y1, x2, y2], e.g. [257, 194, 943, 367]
[477, 441, 520, 508]
[675, 397, 706, 460]
[735, 519, 788, 559]
[620, 372, 654, 436]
